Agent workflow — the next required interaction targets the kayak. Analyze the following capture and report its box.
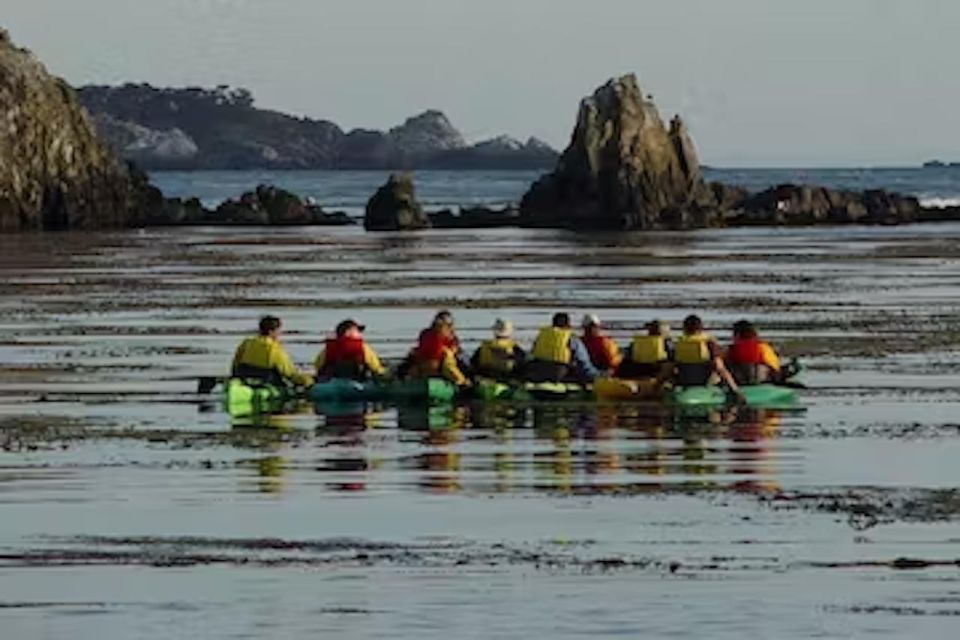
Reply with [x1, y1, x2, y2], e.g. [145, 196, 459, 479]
[593, 377, 662, 401]
[670, 384, 797, 409]
[308, 377, 458, 405]
[474, 378, 590, 402]
[224, 378, 296, 416]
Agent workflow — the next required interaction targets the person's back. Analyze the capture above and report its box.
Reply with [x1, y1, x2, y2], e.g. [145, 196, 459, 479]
[472, 319, 525, 380]
[232, 316, 314, 387]
[410, 322, 468, 386]
[673, 315, 724, 387]
[580, 315, 622, 374]
[525, 313, 600, 383]
[315, 319, 386, 382]
[726, 320, 781, 385]
[619, 320, 673, 379]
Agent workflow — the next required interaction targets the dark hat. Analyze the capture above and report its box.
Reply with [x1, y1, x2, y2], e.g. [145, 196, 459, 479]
[335, 319, 366, 336]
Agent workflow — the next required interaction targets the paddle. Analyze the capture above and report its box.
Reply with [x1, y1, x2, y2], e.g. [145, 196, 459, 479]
[197, 376, 222, 394]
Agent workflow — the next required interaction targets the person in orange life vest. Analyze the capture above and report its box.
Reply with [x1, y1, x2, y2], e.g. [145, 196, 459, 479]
[725, 320, 782, 385]
[580, 314, 622, 375]
[314, 319, 387, 381]
[617, 320, 675, 379]
[409, 321, 469, 386]
[232, 315, 314, 387]
[673, 315, 741, 395]
[414, 310, 470, 372]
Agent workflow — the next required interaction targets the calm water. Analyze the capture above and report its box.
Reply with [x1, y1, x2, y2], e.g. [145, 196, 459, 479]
[2, 178, 960, 638]
[151, 166, 960, 213]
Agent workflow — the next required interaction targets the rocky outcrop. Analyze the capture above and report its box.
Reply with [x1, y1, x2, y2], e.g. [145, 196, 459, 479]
[79, 84, 559, 170]
[429, 205, 520, 229]
[425, 136, 560, 170]
[520, 74, 711, 230]
[364, 174, 430, 231]
[0, 30, 141, 231]
[732, 185, 922, 226]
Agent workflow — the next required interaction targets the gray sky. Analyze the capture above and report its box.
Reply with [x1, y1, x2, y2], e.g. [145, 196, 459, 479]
[5, 0, 958, 166]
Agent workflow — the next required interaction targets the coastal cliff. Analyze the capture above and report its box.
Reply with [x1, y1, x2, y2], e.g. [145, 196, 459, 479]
[77, 84, 558, 171]
[0, 30, 140, 231]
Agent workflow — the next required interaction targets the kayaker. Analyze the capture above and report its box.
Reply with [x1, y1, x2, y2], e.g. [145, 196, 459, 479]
[408, 321, 470, 387]
[725, 320, 782, 385]
[580, 314, 622, 375]
[314, 319, 387, 381]
[673, 315, 741, 394]
[524, 312, 601, 382]
[231, 315, 314, 387]
[617, 320, 674, 379]
[471, 318, 526, 379]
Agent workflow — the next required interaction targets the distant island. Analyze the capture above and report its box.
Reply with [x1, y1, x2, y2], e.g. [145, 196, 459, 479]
[923, 160, 960, 169]
[77, 84, 558, 171]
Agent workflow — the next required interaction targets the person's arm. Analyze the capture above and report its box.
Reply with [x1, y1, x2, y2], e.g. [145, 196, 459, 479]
[604, 338, 623, 369]
[314, 348, 327, 375]
[569, 338, 601, 379]
[440, 350, 469, 386]
[363, 344, 388, 377]
[760, 343, 781, 372]
[273, 346, 314, 387]
[231, 340, 247, 376]
[709, 341, 739, 393]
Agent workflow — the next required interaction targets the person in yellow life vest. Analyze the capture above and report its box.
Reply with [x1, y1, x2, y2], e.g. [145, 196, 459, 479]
[673, 315, 741, 394]
[618, 320, 675, 379]
[231, 315, 314, 387]
[314, 319, 387, 381]
[580, 314, 622, 375]
[471, 318, 526, 380]
[524, 312, 601, 383]
[725, 320, 783, 385]
[408, 322, 470, 387]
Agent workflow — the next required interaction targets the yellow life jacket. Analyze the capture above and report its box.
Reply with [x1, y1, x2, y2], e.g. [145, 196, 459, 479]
[675, 333, 713, 365]
[531, 327, 572, 364]
[477, 338, 517, 374]
[630, 335, 667, 364]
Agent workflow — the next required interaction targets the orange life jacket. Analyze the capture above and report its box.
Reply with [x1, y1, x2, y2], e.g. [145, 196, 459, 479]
[583, 334, 616, 370]
[727, 338, 765, 365]
[320, 336, 366, 377]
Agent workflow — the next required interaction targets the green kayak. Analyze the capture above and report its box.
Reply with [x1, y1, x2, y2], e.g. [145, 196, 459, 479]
[670, 384, 797, 409]
[224, 378, 296, 416]
[308, 377, 458, 405]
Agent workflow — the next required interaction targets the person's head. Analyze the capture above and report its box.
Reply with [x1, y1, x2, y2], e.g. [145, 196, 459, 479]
[647, 320, 671, 337]
[335, 319, 366, 339]
[492, 318, 513, 339]
[682, 315, 703, 336]
[733, 320, 757, 340]
[433, 310, 454, 328]
[552, 312, 571, 329]
[582, 314, 601, 335]
[258, 315, 282, 338]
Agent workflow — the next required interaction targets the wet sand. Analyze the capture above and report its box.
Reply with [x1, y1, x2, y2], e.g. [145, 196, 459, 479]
[1, 224, 960, 638]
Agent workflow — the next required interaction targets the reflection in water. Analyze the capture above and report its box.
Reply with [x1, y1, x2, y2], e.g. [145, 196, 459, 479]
[277, 402, 798, 496]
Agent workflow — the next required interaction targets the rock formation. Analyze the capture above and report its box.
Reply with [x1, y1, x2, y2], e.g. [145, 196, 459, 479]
[520, 74, 711, 229]
[0, 30, 141, 231]
[364, 173, 430, 231]
[78, 84, 559, 170]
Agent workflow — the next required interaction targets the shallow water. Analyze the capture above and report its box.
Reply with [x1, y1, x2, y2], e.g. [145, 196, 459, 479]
[2, 223, 960, 639]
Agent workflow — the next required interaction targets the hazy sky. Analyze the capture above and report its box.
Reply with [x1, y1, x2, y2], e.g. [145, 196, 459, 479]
[5, 0, 958, 166]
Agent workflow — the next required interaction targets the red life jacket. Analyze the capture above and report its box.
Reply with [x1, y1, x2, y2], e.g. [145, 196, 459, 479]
[583, 334, 615, 369]
[415, 328, 455, 362]
[727, 337, 764, 365]
[323, 336, 365, 369]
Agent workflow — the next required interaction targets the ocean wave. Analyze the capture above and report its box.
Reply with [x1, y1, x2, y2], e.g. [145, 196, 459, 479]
[920, 197, 960, 209]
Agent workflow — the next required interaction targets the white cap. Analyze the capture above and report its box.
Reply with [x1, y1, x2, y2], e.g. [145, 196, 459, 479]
[582, 314, 601, 328]
[492, 318, 513, 338]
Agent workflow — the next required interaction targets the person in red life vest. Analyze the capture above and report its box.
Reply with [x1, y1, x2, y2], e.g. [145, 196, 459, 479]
[408, 321, 469, 386]
[580, 314, 623, 375]
[314, 319, 387, 381]
[725, 320, 782, 385]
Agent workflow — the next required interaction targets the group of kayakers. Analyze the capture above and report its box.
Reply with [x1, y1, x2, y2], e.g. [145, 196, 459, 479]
[231, 311, 790, 396]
